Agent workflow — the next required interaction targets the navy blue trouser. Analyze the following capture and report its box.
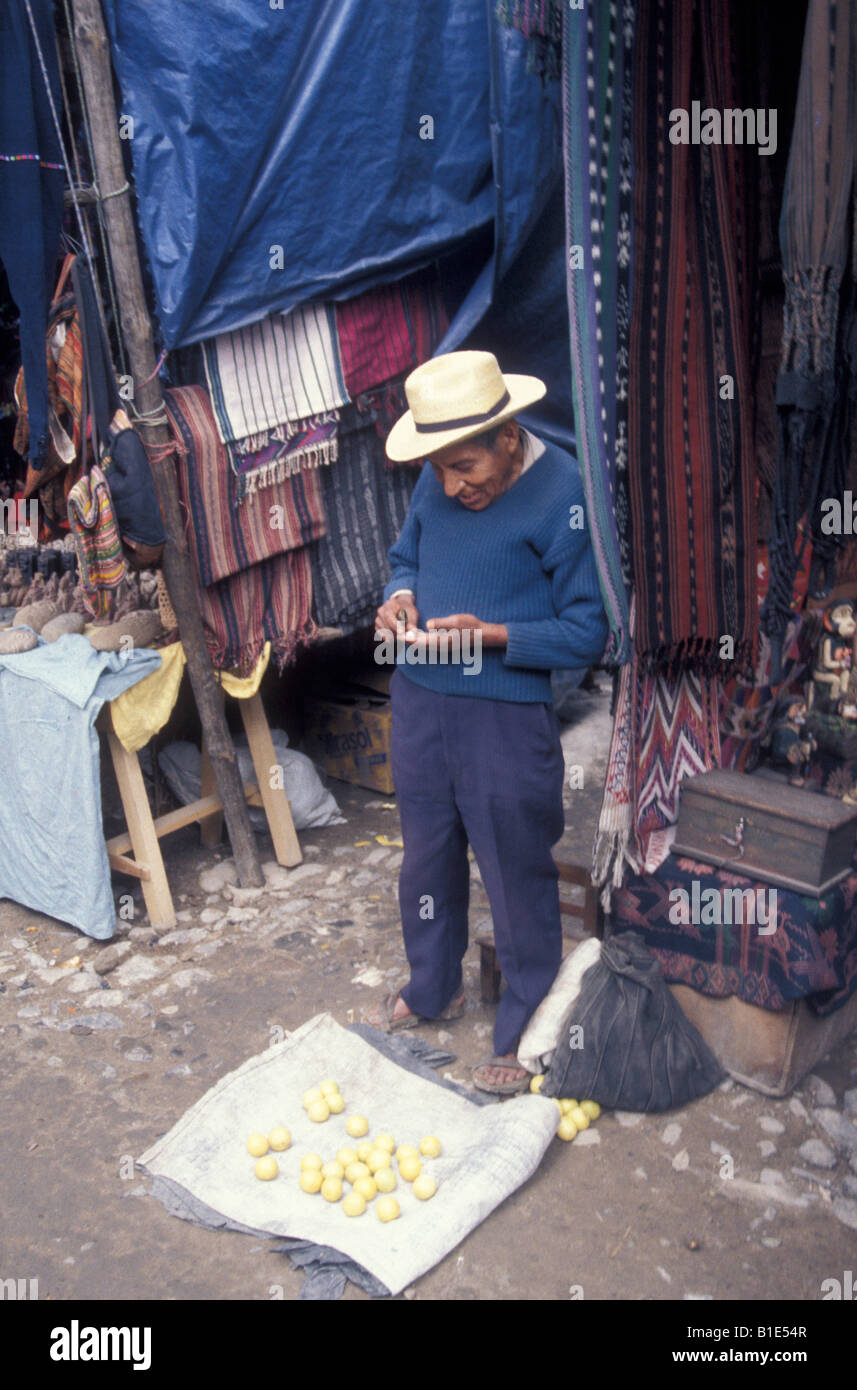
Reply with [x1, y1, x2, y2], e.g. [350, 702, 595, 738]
[390, 669, 566, 1056]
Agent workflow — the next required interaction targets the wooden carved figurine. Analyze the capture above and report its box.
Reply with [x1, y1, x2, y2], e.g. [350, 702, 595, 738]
[768, 695, 817, 786]
[811, 601, 857, 717]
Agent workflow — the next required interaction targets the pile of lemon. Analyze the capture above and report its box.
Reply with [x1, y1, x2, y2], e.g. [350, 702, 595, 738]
[529, 1074, 602, 1141]
[299, 1131, 442, 1221]
[301, 1078, 346, 1123]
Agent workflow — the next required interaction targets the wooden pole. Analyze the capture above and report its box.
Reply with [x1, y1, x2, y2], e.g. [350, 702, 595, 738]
[71, 0, 263, 887]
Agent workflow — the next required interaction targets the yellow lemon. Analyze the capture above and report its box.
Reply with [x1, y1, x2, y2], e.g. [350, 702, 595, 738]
[308, 1099, 330, 1124]
[395, 1144, 419, 1164]
[319, 1080, 340, 1097]
[246, 1133, 269, 1157]
[254, 1156, 278, 1181]
[268, 1126, 291, 1152]
[558, 1099, 577, 1116]
[367, 1147, 391, 1174]
[300, 1153, 323, 1172]
[353, 1175, 377, 1201]
[356, 1141, 373, 1162]
[419, 1136, 442, 1158]
[557, 1116, 578, 1142]
[345, 1161, 370, 1184]
[300, 1168, 323, 1193]
[412, 1174, 437, 1201]
[375, 1166, 397, 1193]
[337, 1147, 359, 1168]
[529, 1074, 545, 1095]
[342, 1191, 367, 1217]
[568, 1106, 590, 1131]
[374, 1133, 395, 1153]
[321, 1177, 343, 1202]
[321, 1160, 345, 1181]
[377, 1196, 400, 1222]
[580, 1100, 601, 1121]
[398, 1155, 422, 1182]
[302, 1087, 323, 1109]
[326, 1093, 345, 1115]
[346, 1114, 369, 1139]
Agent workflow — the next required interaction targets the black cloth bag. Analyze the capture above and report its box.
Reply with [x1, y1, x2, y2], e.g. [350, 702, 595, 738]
[541, 930, 725, 1112]
[71, 257, 166, 553]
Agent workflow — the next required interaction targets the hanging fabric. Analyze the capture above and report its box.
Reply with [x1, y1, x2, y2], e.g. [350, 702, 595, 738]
[163, 386, 318, 673]
[165, 385, 326, 586]
[558, 0, 634, 667]
[334, 267, 449, 399]
[201, 303, 349, 452]
[760, 0, 857, 669]
[627, 0, 758, 676]
[0, 0, 65, 468]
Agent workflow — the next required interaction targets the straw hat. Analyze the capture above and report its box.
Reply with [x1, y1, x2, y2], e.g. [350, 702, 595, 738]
[385, 350, 547, 462]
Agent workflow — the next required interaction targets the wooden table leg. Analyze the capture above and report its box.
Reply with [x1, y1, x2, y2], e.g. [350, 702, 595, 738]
[238, 692, 302, 867]
[105, 727, 177, 931]
[199, 739, 224, 847]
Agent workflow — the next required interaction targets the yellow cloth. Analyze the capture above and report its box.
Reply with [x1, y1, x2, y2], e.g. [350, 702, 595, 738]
[109, 641, 271, 751]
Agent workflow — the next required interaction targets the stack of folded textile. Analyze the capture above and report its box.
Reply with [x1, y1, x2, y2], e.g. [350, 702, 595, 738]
[180, 270, 446, 665]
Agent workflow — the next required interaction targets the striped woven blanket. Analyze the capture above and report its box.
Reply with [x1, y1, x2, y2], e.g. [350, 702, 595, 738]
[164, 386, 317, 672]
[202, 302, 349, 451]
[309, 414, 417, 632]
[335, 267, 449, 398]
[165, 386, 326, 586]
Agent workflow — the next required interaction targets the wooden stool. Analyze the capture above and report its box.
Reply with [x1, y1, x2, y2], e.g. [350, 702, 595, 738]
[474, 858, 603, 1005]
[99, 689, 301, 931]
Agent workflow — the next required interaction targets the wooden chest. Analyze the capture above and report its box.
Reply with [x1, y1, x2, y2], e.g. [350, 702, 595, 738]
[671, 769, 857, 896]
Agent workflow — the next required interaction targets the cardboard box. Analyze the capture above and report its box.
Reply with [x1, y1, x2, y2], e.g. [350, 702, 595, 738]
[303, 691, 394, 794]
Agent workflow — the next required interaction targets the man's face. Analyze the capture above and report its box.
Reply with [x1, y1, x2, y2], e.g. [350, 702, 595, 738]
[428, 420, 521, 510]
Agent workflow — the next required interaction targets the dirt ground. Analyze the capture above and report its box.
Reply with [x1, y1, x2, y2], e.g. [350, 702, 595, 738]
[2, 681, 856, 1309]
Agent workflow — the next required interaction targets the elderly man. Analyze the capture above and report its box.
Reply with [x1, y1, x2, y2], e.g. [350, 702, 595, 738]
[368, 350, 608, 1093]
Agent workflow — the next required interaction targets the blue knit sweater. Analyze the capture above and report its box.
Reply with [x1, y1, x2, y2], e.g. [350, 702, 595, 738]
[382, 438, 608, 702]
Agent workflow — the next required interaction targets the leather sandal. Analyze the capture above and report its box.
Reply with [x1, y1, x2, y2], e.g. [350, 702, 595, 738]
[365, 990, 467, 1033]
[472, 1055, 531, 1096]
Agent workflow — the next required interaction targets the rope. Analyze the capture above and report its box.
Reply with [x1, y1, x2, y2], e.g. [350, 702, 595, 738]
[95, 178, 130, 202]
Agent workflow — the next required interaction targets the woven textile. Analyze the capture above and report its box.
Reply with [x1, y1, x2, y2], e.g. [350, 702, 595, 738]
[202, 303, 349, 450]
[165, 386, 326, 586]
[628, 0, 757, 673]
[66, 465, 128, 620]
[229, 417, 339, 497]
[164, 387, 317, 673]
[309, 417, 417, 633]
[593, 599, 722, 900]
[761, 0, 857, 653]
[335, 268, 449, 398]
[560, 0, 633, 666]
[612, 847, 857, 1018]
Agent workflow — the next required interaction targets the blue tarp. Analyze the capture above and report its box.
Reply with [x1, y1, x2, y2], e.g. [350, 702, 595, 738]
[102, 0, 571, 442]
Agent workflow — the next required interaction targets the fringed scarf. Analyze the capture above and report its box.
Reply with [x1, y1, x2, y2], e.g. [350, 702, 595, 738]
[164, 385, 318, 673]
[593, 599, 723, 905]
[628, 0, 758, 677]
[165, 386, 326, 587]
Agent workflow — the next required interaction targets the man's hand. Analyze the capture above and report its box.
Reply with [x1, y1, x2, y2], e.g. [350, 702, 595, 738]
[375, 595, 420, 641]
[426, 614, 508, 648]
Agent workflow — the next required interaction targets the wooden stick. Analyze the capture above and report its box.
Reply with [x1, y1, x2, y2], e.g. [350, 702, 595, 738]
[71, 0, 263, 887]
